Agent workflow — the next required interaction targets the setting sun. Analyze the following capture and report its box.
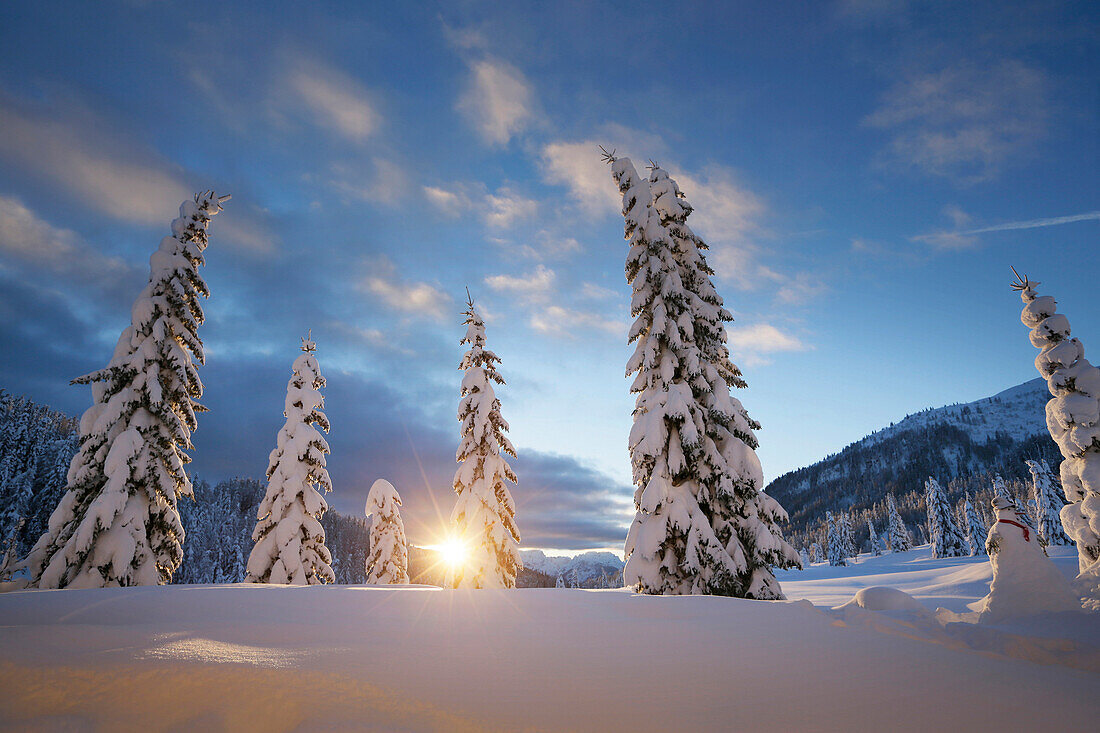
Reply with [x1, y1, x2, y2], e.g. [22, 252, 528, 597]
[437, 538, 468, 569]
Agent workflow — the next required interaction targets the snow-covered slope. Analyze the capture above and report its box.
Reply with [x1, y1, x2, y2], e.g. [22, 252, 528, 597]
[0, 552, 1096, 731]
[863, 377, 1049, 447]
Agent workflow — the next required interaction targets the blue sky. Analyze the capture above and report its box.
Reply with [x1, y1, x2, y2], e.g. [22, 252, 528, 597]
[0, 1, 1097, 554]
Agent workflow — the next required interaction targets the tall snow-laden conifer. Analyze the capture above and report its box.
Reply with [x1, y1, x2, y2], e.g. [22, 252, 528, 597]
[925, 477, 967, 558]
[23, 193, 227, 588]
[1026, 459, 1072, 547]
[886, 494, 911, 552]
[963, 493, 987, 556]
[1013, 271, 1100, 591]
[867, 520, 882, 556]
[992, 474, 1012, 502]
[364, 479, 408, 584]
[448, 296, 521, 589]
[840, 512, 857, 558]
[246, 335, 334, 585]
[608, 152, 796, 597]
[826, 512, 847, 566]
[648, 163, 799, 595]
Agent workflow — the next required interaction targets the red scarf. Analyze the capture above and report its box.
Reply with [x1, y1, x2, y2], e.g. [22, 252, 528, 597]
[998, 519, 1030, 542]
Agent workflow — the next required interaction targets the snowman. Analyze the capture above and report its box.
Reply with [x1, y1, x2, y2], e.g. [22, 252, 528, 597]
[973, 497, 1081, 623]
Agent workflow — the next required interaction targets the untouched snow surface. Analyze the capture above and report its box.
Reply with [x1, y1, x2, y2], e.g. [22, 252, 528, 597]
[1, 546, 1097, 731]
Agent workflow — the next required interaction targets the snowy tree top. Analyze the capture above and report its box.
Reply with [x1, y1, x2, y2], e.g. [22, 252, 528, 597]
[301, 330, 317, 354]
[366, 478, 402, 516]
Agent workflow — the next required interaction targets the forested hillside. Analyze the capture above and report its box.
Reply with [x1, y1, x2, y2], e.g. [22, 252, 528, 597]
[767, 379, 1063, 552]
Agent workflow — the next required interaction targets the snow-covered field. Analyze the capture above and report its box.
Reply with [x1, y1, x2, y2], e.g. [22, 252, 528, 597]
[0, 546, 1096, 732]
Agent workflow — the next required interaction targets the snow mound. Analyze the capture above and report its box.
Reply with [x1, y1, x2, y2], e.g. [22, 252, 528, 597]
[835, 586, 926, 613]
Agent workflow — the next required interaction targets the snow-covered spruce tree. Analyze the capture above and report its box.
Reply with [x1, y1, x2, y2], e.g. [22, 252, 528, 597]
[867, 520, 882, 556]
[1026, 459, 1072, 547]
[23, 193, 227, 588]
[447, 296, 521, 589]
[826, 512, 847, 566]
[1013, 271, 1100, 586]
[924, 477, 967, 558]
[607, 152, 798, 597]
[0, 519, 23, 581]
[810, 542, 821, 564]
[991, 474, 1013, 502]
[840, 512, 857, 559]
[246, 335, 335, 585]
[963, 493, 987, 556]
[364, 478, 409, 585]
[648, 163, 800, 594]
[799, 546, 810, 568]
[886, 494, 912, 552]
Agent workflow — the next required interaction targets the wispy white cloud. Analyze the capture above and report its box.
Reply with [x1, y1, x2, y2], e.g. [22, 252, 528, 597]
[457, 57, 534, 146]
[775, 273, 829, 305]
[727, 323, 807, 366]
[580, 282, 617, 300]
[485, 187, 538, 228]
[673, 167, 766, 246]
[960, 210, 1100, 235]
[539, 139, 622, 216]
[441, 22, 489, 52]
[0, 195, 131, 283]
[529, 305, 624, 338]
[360, 258, 451, 320]
[485, 265, 556, 299]
[423, 185, 465, 216]
[484, 264, 623, 338]
[327, 319, 415, 356]
[913, 208, 1100, 249]
[0, 93, 274, 253]
[0, 99, 192, 227]
[537, 126, 669, 217]
[422, 181, 536, 229]
[482, 230, 583, 262]
[864, 60, 1047, 184]
[286, 57, 380, 142]
[329, 157, 412, 205]
[728, 323, 805, 353]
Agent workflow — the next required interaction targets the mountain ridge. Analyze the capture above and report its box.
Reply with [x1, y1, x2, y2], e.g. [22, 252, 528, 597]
[766, 377, 1059, 551]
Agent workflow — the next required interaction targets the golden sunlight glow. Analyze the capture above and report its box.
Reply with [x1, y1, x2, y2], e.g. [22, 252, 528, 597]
[437, 538, 468, 569]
